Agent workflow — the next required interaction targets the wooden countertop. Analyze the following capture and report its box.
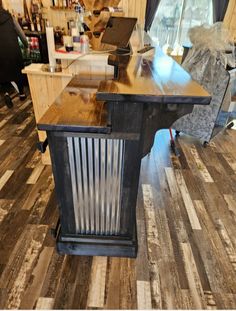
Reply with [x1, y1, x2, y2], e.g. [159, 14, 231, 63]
[38, 49, 211, 132]
[97, 48, 211, 105]
[38, 78, 110, 133]
[54, 48, 110, 62]
[22, 52, 110, 76]
[22, 63, 73, 77]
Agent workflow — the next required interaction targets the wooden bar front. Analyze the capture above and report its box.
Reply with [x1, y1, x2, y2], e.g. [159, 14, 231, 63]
[38, 49, 211, 257]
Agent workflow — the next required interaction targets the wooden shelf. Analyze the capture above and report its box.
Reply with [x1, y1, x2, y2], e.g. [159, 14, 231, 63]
[50, 6, 74, 12]
[49, 1, 124, 50]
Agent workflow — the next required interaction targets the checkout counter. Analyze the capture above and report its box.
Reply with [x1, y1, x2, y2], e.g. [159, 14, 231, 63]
[37, 49, 211, 257]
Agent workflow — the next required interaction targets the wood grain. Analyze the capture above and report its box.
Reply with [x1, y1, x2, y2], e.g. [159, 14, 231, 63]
[190, 146, 214, 183]
[53, 255, 80, 309]
[105, 257, 121, 309]
[224, 194, 236, 219]
[119, 258, 137, 309]
[87, 256, 107, 309]
[19, 247, 54, 309]
[175, 169, 202, 230]
[97, 51, 211, 105]
[38, 79, 109, 133]
[137, 280, 152, 309]
[0, 170, 14, 191]
[165, 167, 201, 230]
[26, 164, 45, 185]
[1, 225, 48, 309]
[35, 297, 55, 309]
[180, 242, 206, 309]
[222, 152, 236, 173]
[224, 0, 236, 41]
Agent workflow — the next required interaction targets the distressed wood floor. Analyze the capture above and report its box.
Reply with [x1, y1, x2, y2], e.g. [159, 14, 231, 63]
[0, 95, 236, 309]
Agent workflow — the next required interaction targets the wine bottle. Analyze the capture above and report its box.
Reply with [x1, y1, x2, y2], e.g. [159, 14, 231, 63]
[36, 16, 41, 32]
[93, 9, 100, 17]
[30, 22, 35, 31]
[82, 21, 90, 31]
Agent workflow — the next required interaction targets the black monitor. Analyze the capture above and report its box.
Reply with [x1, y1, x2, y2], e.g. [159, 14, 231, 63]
[101, 17, 137, 54]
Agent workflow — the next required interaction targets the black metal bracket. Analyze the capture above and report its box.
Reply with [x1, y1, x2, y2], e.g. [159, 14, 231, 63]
[108, 54, 131, 80]
[37, 138, 48, 153]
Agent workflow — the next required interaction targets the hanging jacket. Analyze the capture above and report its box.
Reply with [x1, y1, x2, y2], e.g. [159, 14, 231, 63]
[0, 8, 27, 83]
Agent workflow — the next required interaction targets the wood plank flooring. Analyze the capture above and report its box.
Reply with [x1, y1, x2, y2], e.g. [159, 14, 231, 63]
[0, 95, 236, 309]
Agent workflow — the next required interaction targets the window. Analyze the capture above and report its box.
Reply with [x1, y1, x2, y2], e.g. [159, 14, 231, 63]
[149, 0, 213, 54]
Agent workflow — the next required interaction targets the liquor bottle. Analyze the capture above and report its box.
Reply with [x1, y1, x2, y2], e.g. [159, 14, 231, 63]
[76, 9, 85, 34]
[93, 9, 100, 16]
[36, 16, 41, 32]
[23, 0, 31, 29]
[53, 0, 59, 7]
[67, 0, 72, 9]
[30, 21, 35, 31]
[21, 17, 29, 30]
[17, 14, 23, 27]
[82, 22, 90, 31]
[31, 0, 39, 14]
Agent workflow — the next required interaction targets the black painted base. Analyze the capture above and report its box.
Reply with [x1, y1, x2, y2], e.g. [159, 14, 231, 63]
[55, 228, 138, 258]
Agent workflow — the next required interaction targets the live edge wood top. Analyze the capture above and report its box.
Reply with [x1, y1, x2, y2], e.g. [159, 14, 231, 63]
[38, 78, 110, 133]
[38, 48, 211, 132]
[96, 48, 211, 104]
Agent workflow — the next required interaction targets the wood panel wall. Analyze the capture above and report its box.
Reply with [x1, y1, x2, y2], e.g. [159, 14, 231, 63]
[3, 0, 147, 28]
[2, 0, 36, 14]
[41, 0, 76, 30]
[119, 0, 147, 26]
[44, 0, 147, 29]
[224, 0, 236, 41]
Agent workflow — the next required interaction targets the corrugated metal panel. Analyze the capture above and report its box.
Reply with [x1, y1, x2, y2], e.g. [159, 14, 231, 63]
[67, 137, 124, 235]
